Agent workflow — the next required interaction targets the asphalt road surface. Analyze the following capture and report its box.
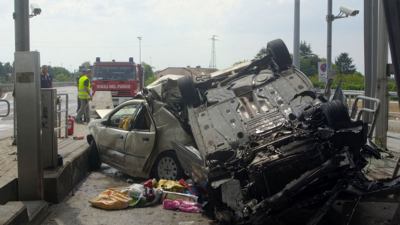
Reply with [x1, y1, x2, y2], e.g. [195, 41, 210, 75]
[0, 86, 78, 140]
[42, 165, 212, 225]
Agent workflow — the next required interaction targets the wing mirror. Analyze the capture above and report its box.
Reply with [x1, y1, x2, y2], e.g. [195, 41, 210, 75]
[100, 120, 109, 126]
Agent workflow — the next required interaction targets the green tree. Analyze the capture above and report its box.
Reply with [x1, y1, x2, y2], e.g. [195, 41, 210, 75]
[300, 55, 319, 76]
[0, 62, 13, 83]
[79, 61, 91, 72]
[299, 41, 321, 76]
[299, 41, 312, 56]
[142, 62, 157, 86]
[0, 62, 7, 83]
[335, 52, 356, 74]
[3, 62, 12, 75]
[48, 66, 73, 82]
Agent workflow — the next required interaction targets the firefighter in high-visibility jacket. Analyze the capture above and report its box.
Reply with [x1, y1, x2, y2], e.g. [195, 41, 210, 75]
[76, 69, 92, 123]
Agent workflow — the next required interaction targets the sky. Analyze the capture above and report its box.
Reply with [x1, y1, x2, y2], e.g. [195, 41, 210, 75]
[0, 0, 364, 73]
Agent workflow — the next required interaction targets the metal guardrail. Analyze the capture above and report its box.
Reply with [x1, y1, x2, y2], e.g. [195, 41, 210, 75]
[0, 82, 77, 93]
[0, 99, 10, 117]
[318, 90, 392, 139]
[55, 93, 69, 138]
[350, 96, 381, 138]
[341, 90, 398, 98]
[318, 89, 397, 110]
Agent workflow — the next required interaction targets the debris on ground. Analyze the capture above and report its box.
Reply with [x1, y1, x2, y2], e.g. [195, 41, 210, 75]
[163, 199, 202, 213]
[163, 191, 198, 202]
[89, 189, 131, 210]
[89, 178, 202, 214]
[73, 136, 84, 140]
[156, 179, 185, 192]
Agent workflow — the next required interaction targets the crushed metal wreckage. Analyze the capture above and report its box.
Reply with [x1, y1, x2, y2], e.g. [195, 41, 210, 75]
[142, 39, 400, 225]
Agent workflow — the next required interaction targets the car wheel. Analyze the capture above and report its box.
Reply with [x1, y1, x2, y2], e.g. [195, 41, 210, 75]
[267, 39, 292, 71]
[88, 140, 101, 170]
[178, 76, 202, 107]
[152, 151, 184, 180]
[321, 100, 351, 130]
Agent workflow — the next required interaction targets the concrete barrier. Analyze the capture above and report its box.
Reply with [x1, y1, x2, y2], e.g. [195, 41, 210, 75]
[43, 143, 90, 203]
[0, 178, 18, 205]
[0, 201, 29, 225]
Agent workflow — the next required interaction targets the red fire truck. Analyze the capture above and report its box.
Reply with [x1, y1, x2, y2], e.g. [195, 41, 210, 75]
[92, 57, 143, 106]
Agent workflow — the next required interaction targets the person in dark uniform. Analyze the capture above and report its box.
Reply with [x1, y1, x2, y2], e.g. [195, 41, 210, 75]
[40, 65, 53, 88]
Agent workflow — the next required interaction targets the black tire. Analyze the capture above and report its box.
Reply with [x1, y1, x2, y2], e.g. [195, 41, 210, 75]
[88, 141, 101, 170]
[267, 39, 292, 71]
[178, 76, 202, 107]
[152, 151, 184, 180]
[321, 100, 351, 130]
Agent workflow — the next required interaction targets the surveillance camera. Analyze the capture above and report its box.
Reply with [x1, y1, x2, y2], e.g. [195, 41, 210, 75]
[340, 6, 359, 17]
[30, 3, 41, 16]
[33, 8, 41, 16]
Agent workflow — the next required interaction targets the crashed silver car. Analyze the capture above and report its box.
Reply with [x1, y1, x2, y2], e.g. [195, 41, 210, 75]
[88, 39, 400, 224]
[155, 40, 399, 224]
[87, 96, 194, 180]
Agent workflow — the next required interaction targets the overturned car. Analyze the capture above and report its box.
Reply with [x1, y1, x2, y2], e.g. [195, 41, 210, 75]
[89, 39, 400, 224]
[147, 39, 400, 224]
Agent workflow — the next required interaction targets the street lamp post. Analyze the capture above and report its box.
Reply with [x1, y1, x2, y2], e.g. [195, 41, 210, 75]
[293, 0, 300, 68]
[326, 0, 333, 86]
[137, 36, 142, 64]
[325, 2, 359, 96]
[137, 36, 144, 89]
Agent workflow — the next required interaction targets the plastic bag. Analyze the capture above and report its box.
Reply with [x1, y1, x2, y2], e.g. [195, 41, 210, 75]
[163, 199, 201, 213]
[157, 179, 185, 192]
[122, 183, 162, 207]
[89, 189, 131, 210]
[163, 199, 181, 209]
[122, 183, 146, 207]
[179, 201, 202, 213]
[143, 178, 157, 189]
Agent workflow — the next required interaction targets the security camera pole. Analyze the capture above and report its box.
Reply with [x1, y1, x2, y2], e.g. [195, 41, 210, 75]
[12, 0, 31, 145]
[325, 1, 359, 96]
[325, 0, 333, 96]
[14, 0, 43, 200]
[14, 0, 30, 51]
[293, 0, 300, 68]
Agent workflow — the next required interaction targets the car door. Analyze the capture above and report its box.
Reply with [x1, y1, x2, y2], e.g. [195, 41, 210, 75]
[96, 103, 141, 170]
[124, 104, 156, 174]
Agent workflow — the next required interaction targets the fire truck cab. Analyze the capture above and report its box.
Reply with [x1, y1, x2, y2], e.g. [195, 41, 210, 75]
[92, 57, 143, 106]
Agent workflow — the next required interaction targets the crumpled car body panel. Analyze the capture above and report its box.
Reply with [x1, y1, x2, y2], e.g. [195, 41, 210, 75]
[139, 39, 400, 224]
[188, 68, 314, 157]
[170, 40, 400, 225]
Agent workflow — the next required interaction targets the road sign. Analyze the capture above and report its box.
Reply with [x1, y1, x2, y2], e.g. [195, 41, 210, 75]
[318, 62, 327, 83]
